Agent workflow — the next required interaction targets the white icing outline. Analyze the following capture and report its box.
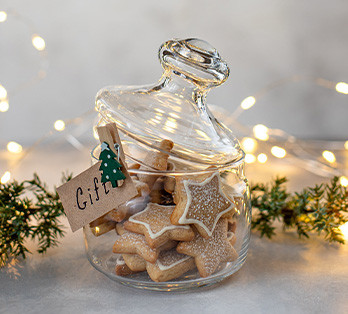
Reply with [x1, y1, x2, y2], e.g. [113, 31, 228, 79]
[178, 172, 234, 237]
[157, 255, 191, 271]
[129, 204, 191, 239]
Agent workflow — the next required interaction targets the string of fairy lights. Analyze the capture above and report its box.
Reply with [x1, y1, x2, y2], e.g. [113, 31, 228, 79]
[213, 75, 348, 185]
[0, 9, 348, 239]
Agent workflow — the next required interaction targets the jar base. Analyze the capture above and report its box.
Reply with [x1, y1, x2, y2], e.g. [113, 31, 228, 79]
[84, 228, 249, 292]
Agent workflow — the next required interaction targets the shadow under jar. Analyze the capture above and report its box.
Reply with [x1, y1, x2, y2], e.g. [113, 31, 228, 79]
[84, 38, 251, 291]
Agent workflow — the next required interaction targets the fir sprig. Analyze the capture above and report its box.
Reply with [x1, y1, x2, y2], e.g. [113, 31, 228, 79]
[251, 176, 348, 243]
[0, 173, 71, 267]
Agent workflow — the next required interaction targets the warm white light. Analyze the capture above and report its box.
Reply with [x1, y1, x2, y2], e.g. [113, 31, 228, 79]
[241, 96, 256, 110]
[32, 35, 46, 51]
[241, 137, 257, 153]
[54, 120, 65, 131]
[253, 124, 269, 141]
[344, 141, 348, 150]
[257, 153, 268, 163]
[322, 150, 336, 163]
[271, 146, 286, 158]
[339, 222, 348, 241]
[245, 153, 256, 164]
[0, 85, 7, 99]
[336, 82, 348, 95]
[95, 226, 100, 234]
[0, 11, 7, 22]
[340, 176, 348, 187]
[1, 171, 11, 184]
[7, 141, 23, 154]
[0, 100, 9, 112]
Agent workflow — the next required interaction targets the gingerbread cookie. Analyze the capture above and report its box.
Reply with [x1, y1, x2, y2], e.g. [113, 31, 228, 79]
[113, 223, 176, 263]
[124, 203, 194, 248]
[122, 254, 146, 272]
[113, 230, 160, 263]
[115, 256, 138, 276]
[171, 172, 235, 238]
[138, 139, 174, 189]
[163, 161, 176, 194]
[90, 219, 116, 237]
[146, 248, 195, 282]
[177, 219, 238, 277]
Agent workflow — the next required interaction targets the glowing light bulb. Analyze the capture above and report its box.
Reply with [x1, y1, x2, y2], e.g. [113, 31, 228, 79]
[7, 141, 23, 154]
[240, 96, 256, 110]
[245, 153, 256, 164]
[257, 153, 268, 163]
[253, 124, 269, 141]
[241, 137, 257, 153]
[344, 141, 348, 150]
[0, 100, 9, 112]
[1, 171, 11, 184]
[271, 146, 286, 158]
[32, 35, 46, 51]
[336, 82, 348, 95]
[322, 150, 336, 163]
[95, 227, 100, 234]
[340, 176, 348, 187]
[0, 11, 7, 23]
[54, 120, 65, 131]
[0, 85, 7, 99]
[339, 222, 348, 241]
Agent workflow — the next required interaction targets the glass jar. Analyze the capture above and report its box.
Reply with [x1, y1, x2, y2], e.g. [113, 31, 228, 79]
[84, 38, 251, 291]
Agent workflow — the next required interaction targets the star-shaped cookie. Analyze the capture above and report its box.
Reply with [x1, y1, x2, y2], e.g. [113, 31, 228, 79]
[177, 218, 238, 278]
[146, 248, 195, 282]
[171, 172, 235, 238]
[113, 223, 176, 263]
[124, 203, 194, 248]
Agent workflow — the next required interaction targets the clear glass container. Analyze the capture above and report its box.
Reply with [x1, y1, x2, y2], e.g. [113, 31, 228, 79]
[84, 38, 251, 291]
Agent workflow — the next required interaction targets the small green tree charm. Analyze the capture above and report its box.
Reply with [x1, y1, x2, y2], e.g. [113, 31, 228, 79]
[99, 142, 126, 188]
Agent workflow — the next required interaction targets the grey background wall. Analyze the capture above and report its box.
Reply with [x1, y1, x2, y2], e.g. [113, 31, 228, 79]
[1, 0, 347, 145]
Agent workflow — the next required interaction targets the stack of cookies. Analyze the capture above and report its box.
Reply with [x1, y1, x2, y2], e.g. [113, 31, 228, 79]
[90, 139, 240, 282]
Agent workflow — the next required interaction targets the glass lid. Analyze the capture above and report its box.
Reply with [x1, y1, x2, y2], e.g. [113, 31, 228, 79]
[95, 38, 244, 166]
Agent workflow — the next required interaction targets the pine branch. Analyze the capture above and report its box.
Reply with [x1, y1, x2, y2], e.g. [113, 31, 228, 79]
[0, 173, 71, 267]
[251, 176, 348, 243]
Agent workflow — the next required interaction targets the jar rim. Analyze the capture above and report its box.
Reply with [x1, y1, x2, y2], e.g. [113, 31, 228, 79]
[91, 143, 245, 176]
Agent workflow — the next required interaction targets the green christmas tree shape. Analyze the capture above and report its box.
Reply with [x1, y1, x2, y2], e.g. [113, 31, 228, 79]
[99, 142, 126, 188]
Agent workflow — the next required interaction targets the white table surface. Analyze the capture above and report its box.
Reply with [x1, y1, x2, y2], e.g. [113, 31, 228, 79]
[1, 147, 348, 314]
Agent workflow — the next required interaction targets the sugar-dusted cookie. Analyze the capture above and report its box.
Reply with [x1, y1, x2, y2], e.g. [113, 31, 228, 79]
[124, 203, 194, 248]
[177, 219, 238, 278]
[122, 254, 147, 272]
[146, 248, 195, 282]
[171, 172, 235, 238]
[114, 223, 177, 263]
[138, 139, 174, 189]
[115, 256, 138, 276]
[113, 230, 160, 263]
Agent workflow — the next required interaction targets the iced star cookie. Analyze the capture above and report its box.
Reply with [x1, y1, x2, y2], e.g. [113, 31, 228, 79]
[146, 248, 195, 282]
[115, 256, 138, 276]
[122, 254, 146, 272]
[114, 223, 176, 263]
[177, 219, 238, 278]
[124, 203, 194, 248]
[171, 172, 235, 238]
[113, 230, 161, 263]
